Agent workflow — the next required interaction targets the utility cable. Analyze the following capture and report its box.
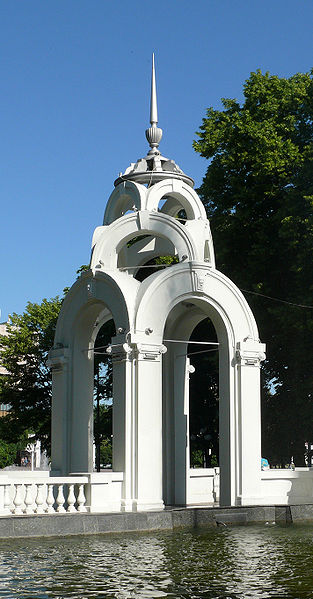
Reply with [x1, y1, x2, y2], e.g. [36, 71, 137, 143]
[84, 338, 219, 354]
[163, 339, 219, 346]
[240, 288, 313, 309]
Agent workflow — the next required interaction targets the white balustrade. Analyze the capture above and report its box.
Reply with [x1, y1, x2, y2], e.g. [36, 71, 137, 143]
[24, 484, 34, 514]
[77, 483, 87, 512]
[46, 484, 55, 513]
[13, 484, 24, 515]
[0, 478, 88, 516]
[35, 484, 45, 514]
[67, 484, 76, 513]
[3, 485, 12, 514]
[56, 484, 66, 513]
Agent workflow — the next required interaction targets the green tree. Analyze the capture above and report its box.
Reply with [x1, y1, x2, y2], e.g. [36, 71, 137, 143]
[0, 267, 97, 458]
[0, 298, 62, 453]
[0, 439, 19, 469]
[0, 283, 115, 463]
[194, 69, 313, 465]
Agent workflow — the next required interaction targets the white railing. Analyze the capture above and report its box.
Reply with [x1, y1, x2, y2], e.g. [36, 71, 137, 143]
[0, 476, 89, 515]
[3, 468, 312, 514]
[260, 468, 313, 505]
[188, 468, 219, 505]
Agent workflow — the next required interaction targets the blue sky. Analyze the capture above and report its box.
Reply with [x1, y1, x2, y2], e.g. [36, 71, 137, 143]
[1, 0, 312, 322]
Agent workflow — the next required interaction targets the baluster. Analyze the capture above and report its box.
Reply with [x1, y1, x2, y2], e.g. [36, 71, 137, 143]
[3, 485, 12, 514]
[13, 484, 24, 515]
[46, 484, 55, 513]
[67, 484, 76, 513]
[24, 484, 34, 514]
[56, 484, 66, 512]
[35, 484, 45, 514]
[77, 484, 87, 512]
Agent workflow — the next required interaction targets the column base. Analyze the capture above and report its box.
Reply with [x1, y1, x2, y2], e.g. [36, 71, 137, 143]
[120, 499, 133, 512]
[235, 495, 264, 506]
[131, 499, 165, 512]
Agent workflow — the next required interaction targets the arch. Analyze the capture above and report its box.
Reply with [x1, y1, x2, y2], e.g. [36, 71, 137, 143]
[103, 180, 147, 225]
[133, 263, 263, 506]
[90, 212, 200, 271]
[50, 270, 133, 475]
[134, 263, 258, 342]
[117, 235, 176, 273]
[161, 300, 220, 505]
[55, 270, 133, 343]
[146, 178, 207, 220]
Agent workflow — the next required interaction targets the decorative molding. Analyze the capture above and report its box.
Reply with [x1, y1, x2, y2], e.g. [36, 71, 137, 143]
[107, 343, 134, 363]
[138, 210, 150, 231]
[136, 343, 167, 362]
[47, 347, 70, 372]
[235, 341, 266, 367]
[191, 270, 205, 292]
[107, 342, 167, 363]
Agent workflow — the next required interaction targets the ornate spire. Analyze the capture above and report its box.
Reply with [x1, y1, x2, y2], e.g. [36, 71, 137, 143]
[145, 53, 163, 154]
[150, 53, 158, 125]
[114, 54, 194, 188]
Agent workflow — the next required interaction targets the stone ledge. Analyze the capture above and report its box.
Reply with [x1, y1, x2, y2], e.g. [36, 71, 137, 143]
[0, 505, 312, 539]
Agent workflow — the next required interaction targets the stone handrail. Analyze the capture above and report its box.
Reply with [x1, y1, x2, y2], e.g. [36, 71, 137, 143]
[0, 476, 89, 515]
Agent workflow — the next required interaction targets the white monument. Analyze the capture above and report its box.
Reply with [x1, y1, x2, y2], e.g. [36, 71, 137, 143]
[48, 56, 266, 511]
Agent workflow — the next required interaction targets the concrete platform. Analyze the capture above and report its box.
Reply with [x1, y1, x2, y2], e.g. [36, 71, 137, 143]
[1, 504, 313, 539]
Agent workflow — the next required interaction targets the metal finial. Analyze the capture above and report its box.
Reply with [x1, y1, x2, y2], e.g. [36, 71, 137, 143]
[150, 53, 158, 125]
[146, 53, 163, 154]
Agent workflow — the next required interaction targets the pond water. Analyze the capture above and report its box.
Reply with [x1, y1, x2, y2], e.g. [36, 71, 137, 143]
[1, 524, 313, 598]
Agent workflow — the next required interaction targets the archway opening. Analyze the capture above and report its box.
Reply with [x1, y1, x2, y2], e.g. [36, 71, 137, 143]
[135, 255, 179, 282]
[162, 298, 224, 507]
[158, 196, 188, 223]
[68, 301, 121, 475]
[189, 318, 219, 469]
[117, 234, 179, 281]
[93, 318, 115, 471]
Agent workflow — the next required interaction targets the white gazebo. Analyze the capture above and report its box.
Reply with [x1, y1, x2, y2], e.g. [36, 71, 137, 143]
[48, 56, 266, 511]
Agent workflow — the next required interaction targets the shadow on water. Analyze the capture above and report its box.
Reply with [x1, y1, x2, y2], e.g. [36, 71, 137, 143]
[0, 524, 312, 598]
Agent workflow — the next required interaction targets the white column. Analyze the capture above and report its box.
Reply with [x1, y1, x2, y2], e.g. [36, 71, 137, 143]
[133, 342, 167, 511]
[235, 340, 266, 506]
[184, 359, 195, 505]
[171, 347, 194, 506]
[218, 342, 233, 507]
[110, 340, 135, 512]
[48, 347, 70, 475]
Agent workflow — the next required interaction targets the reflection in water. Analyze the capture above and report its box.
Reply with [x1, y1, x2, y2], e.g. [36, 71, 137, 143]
[0, 524, 313, 598]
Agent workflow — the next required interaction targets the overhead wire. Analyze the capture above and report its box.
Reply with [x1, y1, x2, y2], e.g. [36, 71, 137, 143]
[94, 262, 313, 308]
[163, 339, 219, 346]
[84, 338, 219, 354]
[240, 288, 313, 309]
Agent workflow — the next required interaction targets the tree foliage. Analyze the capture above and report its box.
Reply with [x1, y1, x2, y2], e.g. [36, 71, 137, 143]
[194, 69, 313, 465]
[0, 297, 116, 460]
[0, 298, 62, 452]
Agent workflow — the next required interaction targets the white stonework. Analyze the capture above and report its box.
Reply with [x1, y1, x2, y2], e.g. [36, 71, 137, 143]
[47, 56, 268, 511]
[1, 59, 313, 516]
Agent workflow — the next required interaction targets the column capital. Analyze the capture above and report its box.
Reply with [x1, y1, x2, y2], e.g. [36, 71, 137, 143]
[108, 342, 167, 363]
[235, 339, 266, 367]
[136, 343, 167, 361]
[107, 343, 134, 363]
[47, 347, 70, 371]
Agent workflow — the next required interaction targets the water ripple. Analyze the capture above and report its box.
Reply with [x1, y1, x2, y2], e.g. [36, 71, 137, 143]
[0, 524, 312, 598]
